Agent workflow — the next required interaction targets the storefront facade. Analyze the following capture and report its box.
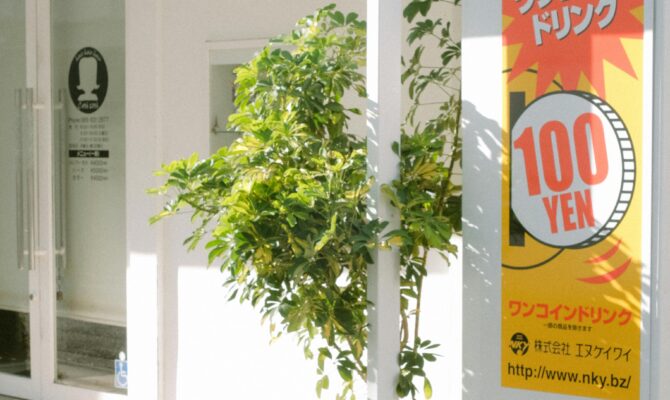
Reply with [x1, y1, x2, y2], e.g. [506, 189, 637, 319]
[1, 1, 669, 400]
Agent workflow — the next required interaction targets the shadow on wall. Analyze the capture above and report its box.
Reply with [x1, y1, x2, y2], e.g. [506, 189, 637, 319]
[461, 100, 503, 399]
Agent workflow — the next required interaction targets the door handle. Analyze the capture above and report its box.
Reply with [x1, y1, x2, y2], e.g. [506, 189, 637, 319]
[15, 88, 36, 271]
[55, 89, 68, 272]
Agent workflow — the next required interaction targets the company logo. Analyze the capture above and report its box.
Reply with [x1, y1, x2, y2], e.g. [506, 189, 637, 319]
[510, 332, 529, 356]
[68, 47, 108, 114]
[511, 91, 634, 249]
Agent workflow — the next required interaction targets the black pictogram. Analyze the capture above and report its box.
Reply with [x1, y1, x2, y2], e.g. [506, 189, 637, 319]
[68, 47, 108, 114]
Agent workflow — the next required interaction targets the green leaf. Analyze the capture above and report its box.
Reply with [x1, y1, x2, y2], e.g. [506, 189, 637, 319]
[424, 378, 433, 399]
[403, 2, 421, 23]
[208, 246, 226, 265]
[404, 0, 432, 22]
[396, 375, 412, 397]
[148, 210, 173, 224]
[381, 184, 402, 207]
[331, 11, 345, 25]
[304, 345, 314, 359]
[186, 152, 199, 168]
[316, 378, 323, 398]
[318, 352, 327, 371]
[337, 366, 353, 382]
[424, 224, 442, 248]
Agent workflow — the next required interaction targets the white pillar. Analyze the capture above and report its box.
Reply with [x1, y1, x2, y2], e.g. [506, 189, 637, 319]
[651, 1, 670, 399]
[461, 0, 503, 399]
[126, 0, 161, 399]
[366, 0, 402, 399]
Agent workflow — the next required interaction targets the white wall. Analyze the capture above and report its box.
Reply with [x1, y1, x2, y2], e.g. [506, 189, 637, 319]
[126, 1, 463, 399]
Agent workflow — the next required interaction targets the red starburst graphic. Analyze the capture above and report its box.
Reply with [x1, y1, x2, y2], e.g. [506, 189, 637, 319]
[504, 0, 643, 96]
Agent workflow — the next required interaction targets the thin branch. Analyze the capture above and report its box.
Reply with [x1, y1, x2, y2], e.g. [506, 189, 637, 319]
[412, 251, 429, 351]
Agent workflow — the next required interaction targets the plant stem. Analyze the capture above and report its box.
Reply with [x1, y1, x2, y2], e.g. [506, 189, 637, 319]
[412, 250, 429, 351]
[446, 94, 462, 177]
[346, 337, 367, 378]
[400, 306, 410, 349]
[334, 340, 367, 380]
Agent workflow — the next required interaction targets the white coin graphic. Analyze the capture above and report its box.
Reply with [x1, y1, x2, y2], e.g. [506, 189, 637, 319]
[511, 91, 635, 248]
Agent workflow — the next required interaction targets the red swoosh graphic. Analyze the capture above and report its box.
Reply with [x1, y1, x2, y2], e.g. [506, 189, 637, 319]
[578, 258, 632, 285]
[585, 239, 623, 264]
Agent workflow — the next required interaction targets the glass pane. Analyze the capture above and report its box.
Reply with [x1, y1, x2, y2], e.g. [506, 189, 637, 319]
[0, 0, 30, 379]
[52, 0, 126, 393]
[209, 47, 264, 153]
[210, 63, 242, 152]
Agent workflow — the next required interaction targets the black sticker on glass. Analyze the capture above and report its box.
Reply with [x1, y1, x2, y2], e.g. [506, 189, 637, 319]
[68, 47, 108, 114]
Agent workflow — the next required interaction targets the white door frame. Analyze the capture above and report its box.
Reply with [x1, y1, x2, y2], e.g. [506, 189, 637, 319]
[0, 0, 42, 398]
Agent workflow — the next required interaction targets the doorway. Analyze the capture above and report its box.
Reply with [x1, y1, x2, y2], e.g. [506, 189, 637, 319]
[0, 1, 127, 399]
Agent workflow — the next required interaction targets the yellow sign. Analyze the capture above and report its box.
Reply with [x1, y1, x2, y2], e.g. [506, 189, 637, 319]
[502, 1, 646, 398]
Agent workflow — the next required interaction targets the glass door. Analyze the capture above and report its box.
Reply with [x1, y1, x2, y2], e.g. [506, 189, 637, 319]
[1, 1, 127, 399]
[46, 0, 127, 398]
[0, 1, 39, 399]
